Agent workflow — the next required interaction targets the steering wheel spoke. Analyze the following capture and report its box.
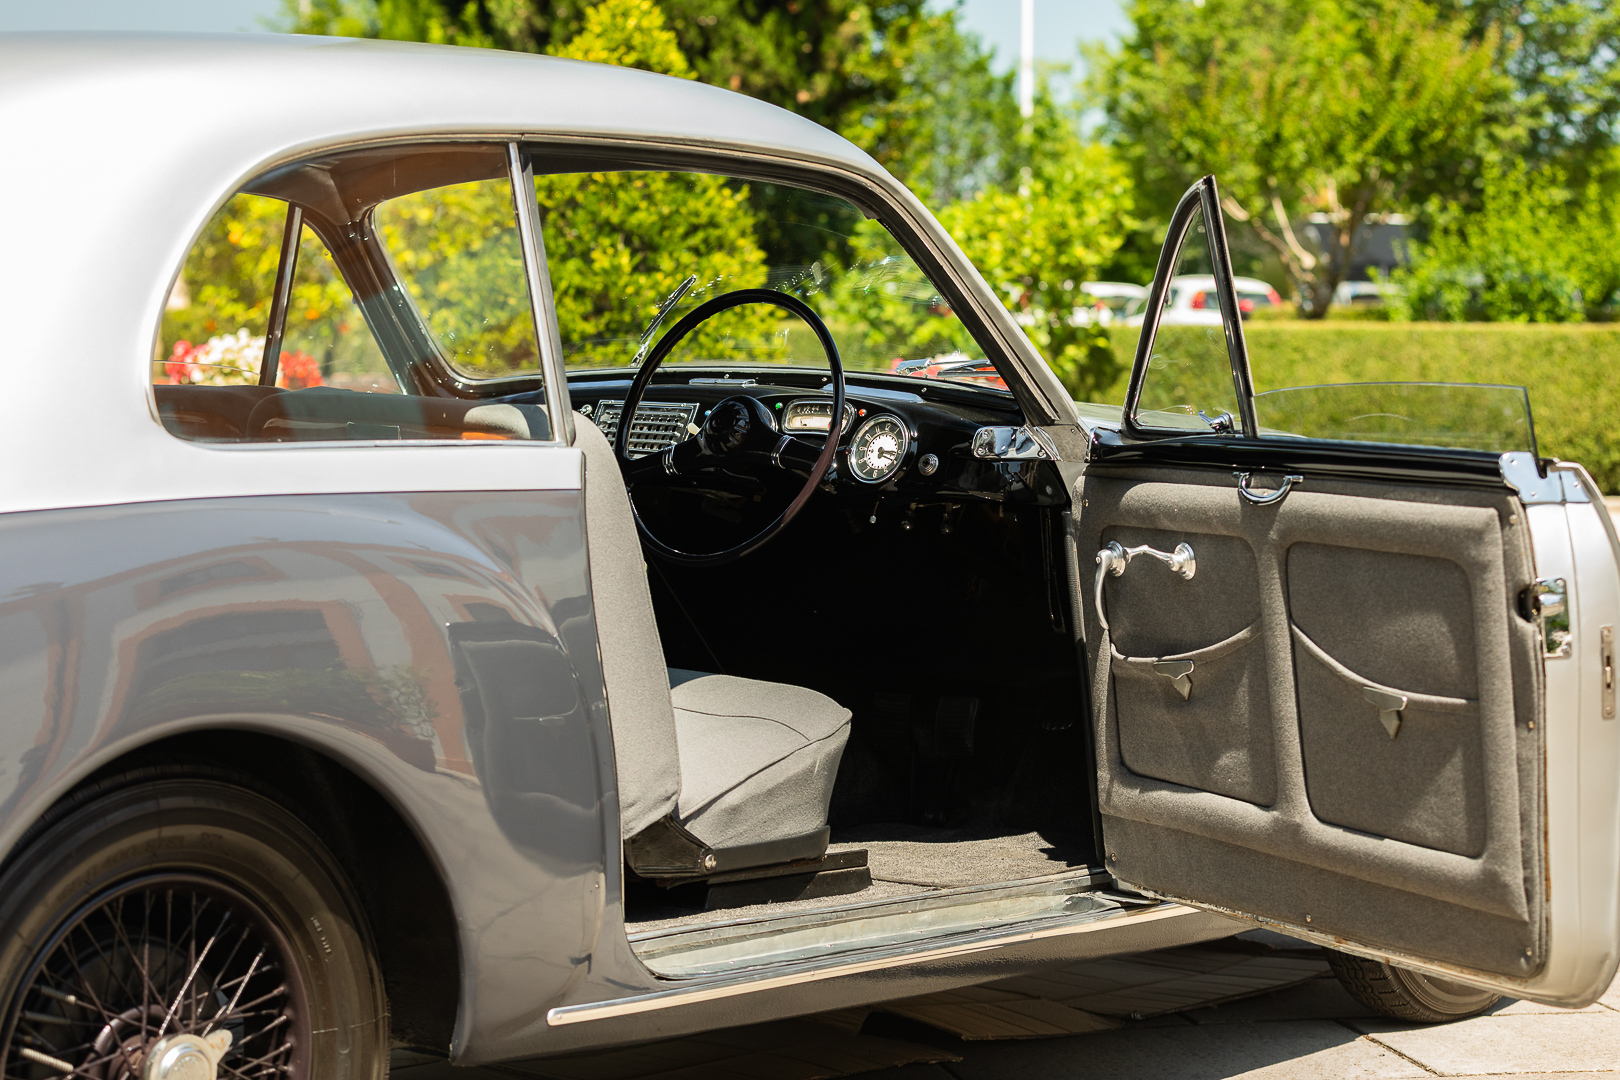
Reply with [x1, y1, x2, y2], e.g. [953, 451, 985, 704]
[612, 288, 844, 566]
[619, 436, 704, 482]
[762, 433, 826, 474]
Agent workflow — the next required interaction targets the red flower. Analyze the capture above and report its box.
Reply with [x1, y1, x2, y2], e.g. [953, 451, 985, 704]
[277, 350, 323, 389]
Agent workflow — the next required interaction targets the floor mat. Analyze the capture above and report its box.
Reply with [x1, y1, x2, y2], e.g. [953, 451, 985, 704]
[829, 824, 1091, 888]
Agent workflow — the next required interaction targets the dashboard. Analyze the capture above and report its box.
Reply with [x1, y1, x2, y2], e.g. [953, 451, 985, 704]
[557, 369, 1067, 507]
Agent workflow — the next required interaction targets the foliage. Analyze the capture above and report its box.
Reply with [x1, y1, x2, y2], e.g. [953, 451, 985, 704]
[1433, 0, 1620, 179]
[376, 178, 539, 375]
[282, 0, 1027, 207]
[160, 194, 380, 386]
[1089, 0, 1510, 318]
[1099, 322, 1620, 492]
[849, 10, 1024, 205]
[529, 0, 772, 364]
[938, 103, 1138, 402]
[1390, 158, 1620, 324]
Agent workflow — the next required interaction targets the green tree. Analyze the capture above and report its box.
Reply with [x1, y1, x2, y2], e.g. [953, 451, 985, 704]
[1090, 0, 1510, 318]
[529, 0, 773, 364]
[1433, 1, 1620, 179]
[1392, 155, 1620, 323]
[281, 0, 1027, 206]
[938, 99, 1137, 400]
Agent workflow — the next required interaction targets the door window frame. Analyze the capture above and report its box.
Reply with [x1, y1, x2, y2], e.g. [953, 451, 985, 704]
[1122, 175, 1260, 441]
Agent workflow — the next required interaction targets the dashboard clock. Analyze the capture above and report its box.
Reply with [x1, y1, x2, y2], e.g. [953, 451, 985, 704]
[848, 413, 911, 483]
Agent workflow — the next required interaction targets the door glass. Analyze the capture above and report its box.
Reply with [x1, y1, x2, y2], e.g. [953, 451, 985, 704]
[374, 176, 539, 380]
[1254, 382, 1536, 453]
[281, 224, 396, 393]
[1134, 216, 1244, 434]
[530, 171, 998, 389]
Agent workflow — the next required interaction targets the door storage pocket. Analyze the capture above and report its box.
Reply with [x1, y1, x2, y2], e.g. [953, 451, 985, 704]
[1111, 622, 1274, 805]
[1292, 625, 1483, 857]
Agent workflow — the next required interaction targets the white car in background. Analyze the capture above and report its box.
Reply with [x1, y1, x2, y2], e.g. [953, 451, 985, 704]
[1126, 274, 1285, 325]
[1075, 281, 1148, 325]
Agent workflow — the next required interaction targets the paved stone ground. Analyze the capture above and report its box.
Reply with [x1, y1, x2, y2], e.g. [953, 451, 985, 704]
[395, 963, 1620, 1078]
[862, 969, 1620, 1080]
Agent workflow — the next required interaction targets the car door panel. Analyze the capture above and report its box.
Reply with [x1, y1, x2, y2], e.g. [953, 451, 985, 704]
[1081, 471, 1543, 979]
[1082, 175, 1620, 1004]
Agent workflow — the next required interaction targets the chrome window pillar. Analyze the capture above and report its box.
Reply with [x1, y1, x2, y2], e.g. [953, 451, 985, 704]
[508, 142, 574, 444]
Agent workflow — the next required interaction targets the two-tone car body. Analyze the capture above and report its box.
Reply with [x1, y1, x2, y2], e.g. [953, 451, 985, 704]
[0, 32, 1616, 1080]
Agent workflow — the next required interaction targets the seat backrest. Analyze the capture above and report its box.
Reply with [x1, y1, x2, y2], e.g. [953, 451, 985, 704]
[575, 416, 681, 838]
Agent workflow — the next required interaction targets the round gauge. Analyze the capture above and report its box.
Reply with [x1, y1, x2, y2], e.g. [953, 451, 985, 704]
[848, 414, 911, 483]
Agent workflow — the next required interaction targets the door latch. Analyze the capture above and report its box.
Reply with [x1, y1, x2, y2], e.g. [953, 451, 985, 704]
[1525, 577, 1572, 658]
[1602, 625, 1615, 720]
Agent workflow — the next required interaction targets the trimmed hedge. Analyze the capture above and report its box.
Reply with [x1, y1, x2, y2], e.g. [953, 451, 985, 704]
[1100, 322, 1620, 493]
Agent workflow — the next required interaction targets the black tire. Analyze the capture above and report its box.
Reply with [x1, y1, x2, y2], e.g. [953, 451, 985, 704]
[1326, 948, 1502, 1022]
[0, 771, 388, 1078]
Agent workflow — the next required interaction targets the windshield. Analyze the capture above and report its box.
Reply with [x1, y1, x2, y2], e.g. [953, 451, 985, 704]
[532, 170, 1000, 389]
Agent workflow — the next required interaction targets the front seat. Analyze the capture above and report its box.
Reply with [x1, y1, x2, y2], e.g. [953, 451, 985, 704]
[576, 416, 851, 876]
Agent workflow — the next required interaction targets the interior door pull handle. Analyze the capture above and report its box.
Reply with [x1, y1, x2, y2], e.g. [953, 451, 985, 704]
[1235, 472, 1303, 505]
[1093, 540, 1196, 631]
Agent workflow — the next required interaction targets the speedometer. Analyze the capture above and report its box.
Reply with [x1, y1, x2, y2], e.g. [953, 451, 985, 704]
[847, 414, 911, 483]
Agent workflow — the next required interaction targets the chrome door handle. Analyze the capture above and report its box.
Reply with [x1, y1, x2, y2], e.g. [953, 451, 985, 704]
[1235, 471, 1303, 506]
[1093, 540, 1196, 631]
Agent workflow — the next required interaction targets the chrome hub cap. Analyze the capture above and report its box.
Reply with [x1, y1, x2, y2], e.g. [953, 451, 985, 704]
[143, 1031, 233, 1080]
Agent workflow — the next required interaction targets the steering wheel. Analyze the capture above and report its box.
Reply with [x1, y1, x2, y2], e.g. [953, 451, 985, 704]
[614, 288, 845, 566]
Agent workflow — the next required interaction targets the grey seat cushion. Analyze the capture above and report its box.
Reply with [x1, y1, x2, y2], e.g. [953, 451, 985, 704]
[574, 412, 851, 859]
[668, 669, 852, 851]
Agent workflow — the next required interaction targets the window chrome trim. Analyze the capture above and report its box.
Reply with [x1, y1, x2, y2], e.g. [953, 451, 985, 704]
[509, 142, 573, 445]
[259, 203, 303, 387]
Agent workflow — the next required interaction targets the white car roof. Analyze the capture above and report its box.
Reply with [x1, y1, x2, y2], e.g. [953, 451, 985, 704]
[1081, 281, 1148, 298]
[0, 32, 875, 170]
[0, 34, 1076, 516]
[1170, 274, 1278, 293]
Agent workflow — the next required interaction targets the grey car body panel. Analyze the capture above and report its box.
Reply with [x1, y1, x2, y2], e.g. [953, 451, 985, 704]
[0, 490, 629, 1060]
[0, 488, 1237, 1064]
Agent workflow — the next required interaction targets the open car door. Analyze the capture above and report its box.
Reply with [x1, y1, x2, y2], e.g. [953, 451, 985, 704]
[1077, 176, 1620, 1006]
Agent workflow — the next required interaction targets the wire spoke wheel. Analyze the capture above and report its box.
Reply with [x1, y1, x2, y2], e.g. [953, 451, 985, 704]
[3, 876, 308, 1079]
[0, 775, 386, 1080]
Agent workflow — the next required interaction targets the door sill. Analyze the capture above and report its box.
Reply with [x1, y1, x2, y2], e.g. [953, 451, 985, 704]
[630, 867, 1116, 978]
[552, 880, 1199, 1026]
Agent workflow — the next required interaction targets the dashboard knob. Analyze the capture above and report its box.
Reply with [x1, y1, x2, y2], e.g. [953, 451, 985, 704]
[918, 453, 939, 476]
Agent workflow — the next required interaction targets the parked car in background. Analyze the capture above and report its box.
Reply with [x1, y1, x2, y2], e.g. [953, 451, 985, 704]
[1077, 280, 1149, 325]
[1127, 274, 1284, 325]
[1335, 279, 1400, 307]
[1, 33, 1617, 1080]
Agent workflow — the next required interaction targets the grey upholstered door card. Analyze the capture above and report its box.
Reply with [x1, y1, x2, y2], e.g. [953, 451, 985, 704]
[1112, 621, 1272, 804]
[1078, 473, 1544, 980]
[1099, 525, 1273, 804]
[1288, 544, 1486, 858]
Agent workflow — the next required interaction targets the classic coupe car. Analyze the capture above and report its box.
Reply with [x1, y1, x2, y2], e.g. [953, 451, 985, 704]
[0, 32, 1617, 1080]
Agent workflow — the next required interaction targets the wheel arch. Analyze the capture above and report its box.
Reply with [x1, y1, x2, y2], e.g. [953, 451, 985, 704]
[9, 727, 462, 1054]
